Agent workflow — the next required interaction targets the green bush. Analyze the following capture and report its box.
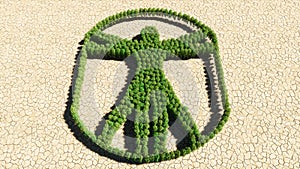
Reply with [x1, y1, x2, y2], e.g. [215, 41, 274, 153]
[209, 132, 215, 139]
[174, 150, 181, 158]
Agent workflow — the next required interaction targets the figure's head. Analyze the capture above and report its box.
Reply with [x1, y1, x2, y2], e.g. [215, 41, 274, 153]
[140, 26, 160, 43]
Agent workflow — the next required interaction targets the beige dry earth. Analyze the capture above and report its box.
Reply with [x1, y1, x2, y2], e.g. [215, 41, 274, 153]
[1, 0, 299, 168]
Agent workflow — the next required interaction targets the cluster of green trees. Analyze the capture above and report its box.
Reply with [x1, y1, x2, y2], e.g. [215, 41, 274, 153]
[132, 50, 168, 156]
[98, 49, 168, 156]
[86, 26, 215, 61]
[150, 90, 169, 154]
[134, 49, 166, 73]
[70, 8, 231, 164]
[91, 31, 122, 45]
[83, 8, 216, 45]
[134, 109, 150, 156]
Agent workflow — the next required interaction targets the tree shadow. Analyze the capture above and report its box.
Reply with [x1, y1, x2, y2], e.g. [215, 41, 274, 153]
[64, 39, 140, 164]
[132, 34, 142, 42]
[204, 67, 212, 108]
[93, 49, 139, 152]
[197, 53, 223, 136]
[123, 111, 137, 153]
[164, 52, 223, 148]
[102, 16, 195, 33]
[167, 109, 193, 150]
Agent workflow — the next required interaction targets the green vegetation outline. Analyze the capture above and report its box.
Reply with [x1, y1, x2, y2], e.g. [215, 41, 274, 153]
[70, 8, 231, 163]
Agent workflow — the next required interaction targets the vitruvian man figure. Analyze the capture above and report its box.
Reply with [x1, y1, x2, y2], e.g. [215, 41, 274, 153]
[86, 26, 215, 156]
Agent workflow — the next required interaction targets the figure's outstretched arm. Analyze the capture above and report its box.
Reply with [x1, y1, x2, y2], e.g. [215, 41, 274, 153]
[90, 31, 124, 45]
[159, 30, 215, 60]
[86, 31, 133, 60]
[177, 30, 216, 57]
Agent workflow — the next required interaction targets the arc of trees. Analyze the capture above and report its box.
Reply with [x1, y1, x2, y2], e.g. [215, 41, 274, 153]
[87, 26, 215, 156]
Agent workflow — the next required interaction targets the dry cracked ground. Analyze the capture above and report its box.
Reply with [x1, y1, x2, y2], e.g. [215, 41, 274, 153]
[1, 0, 299, 168]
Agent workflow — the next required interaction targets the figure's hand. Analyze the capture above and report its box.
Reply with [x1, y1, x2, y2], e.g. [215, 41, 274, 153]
[86, 31, 132, 59]
[140, 26, 160, 43]
[157, 30, 215, 60]
[176, 30, 215, 56]
[90, 31, 124, 45]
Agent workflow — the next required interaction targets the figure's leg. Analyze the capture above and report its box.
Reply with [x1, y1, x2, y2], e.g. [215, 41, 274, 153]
[98, 68, 151, 155]
[98, 95, 133, 145]
[133, 69, 168, 156]
[162, 75, 201, 150]
[148, 89, 169, 154]
[134, 103, 150, 156]
[134, 110, 150, 156]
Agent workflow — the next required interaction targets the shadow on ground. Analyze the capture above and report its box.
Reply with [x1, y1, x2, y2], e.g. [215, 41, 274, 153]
[64, 16, 224, 163]
[103, 16, 195, 33]
[64, 40, 139, 164]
